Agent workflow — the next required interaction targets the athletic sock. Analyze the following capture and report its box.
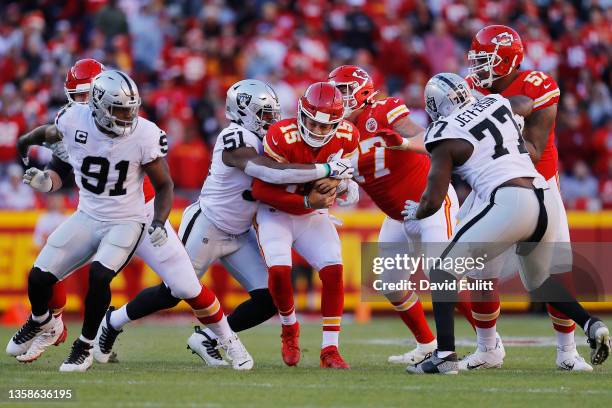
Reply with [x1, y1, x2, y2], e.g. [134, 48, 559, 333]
[79, 334, 94, 344]
[279, 308, 297, 326]
[319, 265, 344, 348]
[430, 269, 457, 352]
[476, 326, 497, 351]
[268, 265, 295, 323]
[49, 281, 67, 317]
[32, 311, 50, 323]
[186, 286, 231, 338]
[109, 305, 131, 331]
[389, 291, 435, 344]
[322, 330, 339, 349]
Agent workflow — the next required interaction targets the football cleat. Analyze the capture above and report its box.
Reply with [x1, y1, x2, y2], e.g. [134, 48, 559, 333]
[320, 346, 350, 369]
[93, 307, 123, 363]
[59, 339, 93, 372]
[187, 326, 228, 367]
[6, 314, 51, 357]
[406, 350, 458, 375]
[218, 333, 253, 370]
[556, 344, 593, 371]
[280, 323, 301, 366]
[585, 317, 611, 365]
[458, 334, 505, 371]
[16, 315, 65, 363]
[388, 339, 436, 365]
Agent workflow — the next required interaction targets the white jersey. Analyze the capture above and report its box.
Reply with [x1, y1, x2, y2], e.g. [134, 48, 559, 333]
[424, 94, 542, 201]
[55, 103, 167, 223]
[198, 123, 262, 235]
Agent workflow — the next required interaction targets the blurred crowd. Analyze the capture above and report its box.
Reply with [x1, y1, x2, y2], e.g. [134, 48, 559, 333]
[0, 0, 610, 211]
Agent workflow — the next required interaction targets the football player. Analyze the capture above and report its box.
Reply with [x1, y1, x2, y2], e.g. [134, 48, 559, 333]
[462, 24, 609, 371]
[328, 65, 477, 365]
[92, 79, 355, 367]
[406, 73, 610, 375]
[7, 70, 253, 372]
[251, 82, 361, 369]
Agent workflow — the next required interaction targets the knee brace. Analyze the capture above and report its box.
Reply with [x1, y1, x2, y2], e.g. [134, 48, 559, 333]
[88, 261, 116, 287]
[28, 267, 59, 288]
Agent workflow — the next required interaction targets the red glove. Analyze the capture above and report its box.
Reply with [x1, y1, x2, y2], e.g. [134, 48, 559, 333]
[375, 129, 404, 148]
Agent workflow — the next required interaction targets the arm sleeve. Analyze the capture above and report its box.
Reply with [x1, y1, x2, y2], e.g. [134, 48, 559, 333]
[251, 178, 311, 214]
[243, 161, 328, 184]
[45, 154, 73, 182]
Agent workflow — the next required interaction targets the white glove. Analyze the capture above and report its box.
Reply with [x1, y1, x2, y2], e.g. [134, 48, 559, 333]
[44, 141, 70, 162]
[401, 200, 419, 221]
[23, 168, 52, 192]
[148, 220, 168, 247]
[326, 149, 354, 179]
[513, 114, 525, 133]
[336, 179, 359, 207]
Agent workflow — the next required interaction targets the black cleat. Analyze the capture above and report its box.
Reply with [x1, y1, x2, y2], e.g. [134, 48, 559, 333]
[585, 317, 611, 365]
[406, 350, 458, 374]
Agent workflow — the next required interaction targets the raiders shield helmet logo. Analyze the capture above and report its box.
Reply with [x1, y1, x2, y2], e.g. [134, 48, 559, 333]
[426, 96, 437, 115]
[92, 85, 105, 101]
[365, 117, 378, 133]
[236, 93, 252, 109]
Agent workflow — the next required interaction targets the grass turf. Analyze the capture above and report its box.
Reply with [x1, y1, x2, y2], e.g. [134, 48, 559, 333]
[1, 315, 611, 407]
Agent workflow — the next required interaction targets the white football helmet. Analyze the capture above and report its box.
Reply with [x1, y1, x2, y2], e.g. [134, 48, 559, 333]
[225, 79, 281, 138]
[424, 73, 474, 121]
[89, 70, 141, 136]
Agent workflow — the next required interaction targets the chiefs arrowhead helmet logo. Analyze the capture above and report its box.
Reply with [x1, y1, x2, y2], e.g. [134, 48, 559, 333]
[491, 32, 514, 46]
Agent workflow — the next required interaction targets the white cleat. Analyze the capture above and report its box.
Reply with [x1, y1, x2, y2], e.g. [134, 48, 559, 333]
[59, 339, 93, 372]
[187, 326, 229, 367]
[388, 340, 437, 365]
[556, 344, 593, 371]
[459, 334, 505, 371]
[585, 317, 611, 365]
[93, 307, 122, 364]
[16, 315, 65, 363]
[218, 333, 253, 370]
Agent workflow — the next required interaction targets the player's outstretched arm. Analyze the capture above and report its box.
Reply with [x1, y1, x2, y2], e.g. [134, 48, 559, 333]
[143, 157, 174, 226]
[222, 146, 353, 184]
[522, 104, 557, 164]
[251, 178, 335, 212]
[376, 117, 427, 154]
[17, 125, 62, 164]
[415, 139, 471, 220]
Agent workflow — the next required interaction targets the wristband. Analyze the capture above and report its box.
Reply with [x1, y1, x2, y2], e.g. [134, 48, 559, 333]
[315, 163, 330, 178]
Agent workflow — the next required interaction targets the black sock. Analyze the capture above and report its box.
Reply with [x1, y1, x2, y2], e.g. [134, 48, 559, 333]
[125, 283, 181, 321]
[81, 262, 115, 340]
[430, 269, 458, 352]
[27, 267, 58, 317]
[530, 277, 591, 329]
[228, 288, 277, 332]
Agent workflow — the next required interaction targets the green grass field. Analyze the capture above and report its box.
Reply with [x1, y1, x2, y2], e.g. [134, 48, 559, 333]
[1, 315, 611, 407]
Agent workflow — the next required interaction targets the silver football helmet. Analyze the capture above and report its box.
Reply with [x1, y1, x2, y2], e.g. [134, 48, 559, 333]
[225, 79, 281, 138]
[89, 70, 141, 136]
[424, 73, 474, 121]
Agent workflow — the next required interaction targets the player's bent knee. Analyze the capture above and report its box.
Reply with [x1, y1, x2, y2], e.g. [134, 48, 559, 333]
[318, 264, 343, 282]
[250, 288, 277, 317]
[169, 282, 201, 300]
[88, 261, 116, 287]
[156, 283, 182, 309]
[28, 267, 59, 288]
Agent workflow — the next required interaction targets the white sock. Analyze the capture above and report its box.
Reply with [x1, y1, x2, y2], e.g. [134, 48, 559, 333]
[556, 330, 575, 348]
[417, 339, 437, 350]
[109, 305, 131, 330]
[206, 315, 233, 339]
[476, 326, 497, 351]
[279, 311, 297, 326]
[322, 331, 339, 348]
[79, 334, 94, 345]
[202, 326, 217, 340]
[437, 350, 454, 358]
[32, 311, 50, 323]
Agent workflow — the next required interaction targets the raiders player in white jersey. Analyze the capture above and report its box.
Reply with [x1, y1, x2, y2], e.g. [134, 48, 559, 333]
[404, 73, 610, 374]
[98, 79, 354, 366]
[6, 71, 253, 372]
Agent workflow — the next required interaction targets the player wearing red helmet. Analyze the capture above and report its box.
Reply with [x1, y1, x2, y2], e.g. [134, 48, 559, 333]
[328, 65, 476, 366]
[462, 25, 609, 372]
[252, 82, 360, 369]
[64, 59, 106, 104]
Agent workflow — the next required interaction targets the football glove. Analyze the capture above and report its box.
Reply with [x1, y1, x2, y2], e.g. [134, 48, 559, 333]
[337, 179, 359, 207]
[23, 168, 52, 192]
[401, 200, 419, 221]
[326, 149, 354, 179]
[44, 141, 70, 162]
[148, 220, 168, 247]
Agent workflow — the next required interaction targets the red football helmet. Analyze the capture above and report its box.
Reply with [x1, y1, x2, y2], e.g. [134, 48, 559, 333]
[298, 82, 345, 148]
[64, 59, 105, 103]
[467, 25, 524, 88]
[328, 65, 376, 113]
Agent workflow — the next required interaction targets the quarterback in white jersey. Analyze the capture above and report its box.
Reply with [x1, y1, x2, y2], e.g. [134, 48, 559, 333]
[101, 79, 354, 367]
[404, 73, 610, 375]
